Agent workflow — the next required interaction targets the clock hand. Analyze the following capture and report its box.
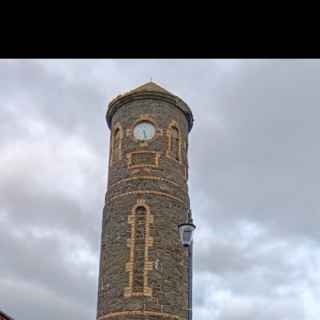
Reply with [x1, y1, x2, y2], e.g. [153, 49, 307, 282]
[143, 130, 147, 139]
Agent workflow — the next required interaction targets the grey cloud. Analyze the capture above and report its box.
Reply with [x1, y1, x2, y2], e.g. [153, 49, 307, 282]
[0, 133, 104, 252]
[1, 60, 320, 320]
[0, 278, 94, 320]
[0, 219, 97, 306]
[189, 61, 320, 241]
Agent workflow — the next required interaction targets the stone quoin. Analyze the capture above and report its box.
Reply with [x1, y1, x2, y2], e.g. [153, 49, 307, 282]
[97, 82, 194, 320]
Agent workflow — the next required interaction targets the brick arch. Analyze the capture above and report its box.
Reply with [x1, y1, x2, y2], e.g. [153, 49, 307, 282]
[166, 120, 182, 163]
[125, 199, 154, 298]
[111, 122, 123, 165]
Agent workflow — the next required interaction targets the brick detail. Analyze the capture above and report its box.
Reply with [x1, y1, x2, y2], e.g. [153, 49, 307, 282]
[127, 151, 160, 170]
[125, 199, 154, 297]
[166, 120, 182, 164]
[110, 122, 124, 166]
[97, 310, 184, 320]
[109, 176, 181, 188]
[108, 190, 186, 205]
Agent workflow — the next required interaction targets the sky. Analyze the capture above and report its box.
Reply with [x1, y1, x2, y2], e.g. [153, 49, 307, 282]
[1, 59, 320, 320]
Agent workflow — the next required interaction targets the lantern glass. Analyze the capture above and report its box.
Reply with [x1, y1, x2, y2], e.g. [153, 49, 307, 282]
[178, 223, 196, 247]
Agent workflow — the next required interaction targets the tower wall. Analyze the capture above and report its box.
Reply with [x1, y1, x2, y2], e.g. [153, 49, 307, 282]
[97, 87, 193, 320]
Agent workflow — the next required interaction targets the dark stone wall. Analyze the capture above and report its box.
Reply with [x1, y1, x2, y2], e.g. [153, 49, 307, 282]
[97, 94, 192, 320]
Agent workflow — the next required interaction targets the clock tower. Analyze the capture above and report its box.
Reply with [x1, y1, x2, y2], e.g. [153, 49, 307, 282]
[97, 82, 194, 320]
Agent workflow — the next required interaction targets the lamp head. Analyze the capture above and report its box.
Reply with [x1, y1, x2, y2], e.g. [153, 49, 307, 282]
[178, 222, 196, 247]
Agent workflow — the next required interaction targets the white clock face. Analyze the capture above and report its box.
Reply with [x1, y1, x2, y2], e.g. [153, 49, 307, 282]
[133, 122, 155, 141]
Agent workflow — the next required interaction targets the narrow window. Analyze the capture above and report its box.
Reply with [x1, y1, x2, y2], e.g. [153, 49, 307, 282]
[125, 200, 153, 298]
[132, 206, 146, 293]
[170, 126, 180, 161]
[112, 127, 121, 163]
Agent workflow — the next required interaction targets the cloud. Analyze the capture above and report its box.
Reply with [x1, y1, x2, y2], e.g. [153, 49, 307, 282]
[1, 60, 320, 320]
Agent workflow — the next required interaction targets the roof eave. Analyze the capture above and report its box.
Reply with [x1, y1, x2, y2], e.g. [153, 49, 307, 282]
[106, 90, 193, 132]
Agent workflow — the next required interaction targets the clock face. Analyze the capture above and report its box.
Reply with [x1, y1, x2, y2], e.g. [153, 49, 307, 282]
[133, 121, 156, 141]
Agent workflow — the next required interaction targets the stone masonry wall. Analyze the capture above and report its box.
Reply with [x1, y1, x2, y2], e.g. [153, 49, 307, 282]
[97, 95, 191, 320]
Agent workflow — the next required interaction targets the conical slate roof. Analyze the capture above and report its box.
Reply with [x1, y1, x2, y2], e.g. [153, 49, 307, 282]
[109, 81, 175, 104]
[107, 81, 194, 131]
[121, 81, 174, 97]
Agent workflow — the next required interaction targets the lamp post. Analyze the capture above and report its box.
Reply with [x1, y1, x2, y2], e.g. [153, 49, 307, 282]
[178, 211, 196, 320]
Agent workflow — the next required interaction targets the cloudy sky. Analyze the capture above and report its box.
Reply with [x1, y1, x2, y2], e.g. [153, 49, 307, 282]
[1, 59, 320, 320]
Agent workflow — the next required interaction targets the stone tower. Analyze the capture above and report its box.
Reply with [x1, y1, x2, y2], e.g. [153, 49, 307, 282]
[97, 82, 194, 320]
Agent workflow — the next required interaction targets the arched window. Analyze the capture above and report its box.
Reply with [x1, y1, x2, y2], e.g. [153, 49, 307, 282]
[125, 200, 153, 297]
[111, 124, 122, 164]
[171, 126, 180, 161]
[167, 122, 181, 162]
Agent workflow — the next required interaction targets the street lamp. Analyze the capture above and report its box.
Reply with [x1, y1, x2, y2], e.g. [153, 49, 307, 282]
[178, 213, 196, 320]
[178, 221, 196, 247]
